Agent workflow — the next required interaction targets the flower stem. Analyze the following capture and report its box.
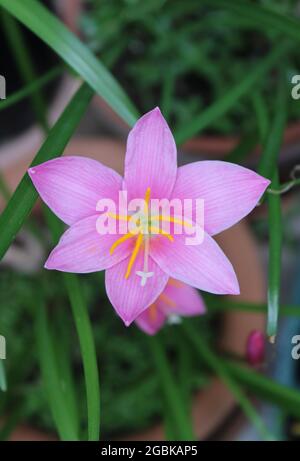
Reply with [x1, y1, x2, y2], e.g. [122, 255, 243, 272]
[267, 170, 282, 340]
[45, 208, 101, 441]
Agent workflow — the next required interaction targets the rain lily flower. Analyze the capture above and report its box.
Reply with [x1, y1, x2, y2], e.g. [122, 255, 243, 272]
[246, 330, 265, 366]
[28, 107, 270, 326]
[135, 279, 206, 335]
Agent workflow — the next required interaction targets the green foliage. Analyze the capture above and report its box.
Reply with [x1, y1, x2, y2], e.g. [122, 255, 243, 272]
[82, 0, 300, 135]
[1, 0, 300, 441]
[0, 269, 209, 439]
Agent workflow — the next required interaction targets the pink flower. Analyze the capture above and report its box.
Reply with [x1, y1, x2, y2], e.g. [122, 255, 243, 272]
[28, 107, 270, 326]
[135, 279, 206, 335]
[246, 330, 265, 366]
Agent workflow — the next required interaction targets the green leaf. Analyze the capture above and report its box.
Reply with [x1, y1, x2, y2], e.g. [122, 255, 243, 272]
[44, 208, 101, 442]
[267, 171, 282, 340]
[36, 298, 79, 440]
[149, 336, 195, 441]
[205, 299, 300, 316]
[0, 83, 93, 262]
[175, 41, 290, 145]
[183, 322, 275, 441]
[0, 360, 7, 392]
[52, 312, 80, 438]
[63, 274, 101, 441]
[0, 0, 138, 126]
[257, 78, 286, 340]
[251, 92, 269, 144]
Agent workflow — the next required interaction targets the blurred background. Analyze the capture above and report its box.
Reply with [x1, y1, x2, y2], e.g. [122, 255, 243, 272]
[1, 0, 300, 441]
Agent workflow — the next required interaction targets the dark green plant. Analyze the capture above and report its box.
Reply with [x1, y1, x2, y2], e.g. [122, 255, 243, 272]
[81, 0, 300, 136]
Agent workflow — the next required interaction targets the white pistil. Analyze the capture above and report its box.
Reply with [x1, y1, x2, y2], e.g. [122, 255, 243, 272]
[136, 233, 153, 286]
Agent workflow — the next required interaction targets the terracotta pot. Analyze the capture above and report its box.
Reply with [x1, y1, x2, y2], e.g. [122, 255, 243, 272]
[2, 138, 266, 441]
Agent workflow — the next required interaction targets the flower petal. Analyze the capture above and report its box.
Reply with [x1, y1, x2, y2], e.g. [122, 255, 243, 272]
[105, 253, 168, 326]
[45, 215, 132, 273]
[124, 107, 177, 199]
[159, 281, 206, 317]
[135, 305, 166, 335]
[150, 230, 240, 295]
[28, 156, 122, 225]
[171, 161, 270, 235]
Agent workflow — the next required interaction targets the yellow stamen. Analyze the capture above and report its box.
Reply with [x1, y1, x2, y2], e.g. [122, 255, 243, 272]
[149, 226, 174, 242]
[110, 232, 134, 255]
[151, 215, 193, 228]
[159, 293, 176, 308]
[125, 233, 143, 279]
[144, 187, 151, 212]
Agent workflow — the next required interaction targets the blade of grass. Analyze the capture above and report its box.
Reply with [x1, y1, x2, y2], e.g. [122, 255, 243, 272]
[0, 82, 93, 262]
[0, 361, 7, 392]
[205, 299, 300, 316]
[0, 0, 138, 126]
[251, 92, 269, 144]
[44, 208, 101, 441]
[257, 78, 286, 341]
[35, 296, 79, 440]
[1, 10, 48, 131]
[63, 274, 101, 441]
[267, 170, 282, 340]
[53, 311, 80, 438]
[0, 66, 61, 112]
[149, 336, 195, 441]
[175, 41, 291, 145]
[183, 322, 275, 441]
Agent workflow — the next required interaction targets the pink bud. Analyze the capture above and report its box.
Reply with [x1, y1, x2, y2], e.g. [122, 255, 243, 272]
[246, 330, 265, 366]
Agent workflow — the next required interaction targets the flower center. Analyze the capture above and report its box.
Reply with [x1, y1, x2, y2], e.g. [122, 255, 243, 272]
[108, 187, 187, 284]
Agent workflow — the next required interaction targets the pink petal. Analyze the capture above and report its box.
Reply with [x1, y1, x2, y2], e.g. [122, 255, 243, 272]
[124, 107, 177, 199]
[105, 253, 169, 326]
[150, 230, 240, 295]
[159, 281, 206, 317]
[135, 306, 166, 335]
[28, 156, 122, 225]
[45, 215, 132, 273]
[171, 161, 270, 235]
